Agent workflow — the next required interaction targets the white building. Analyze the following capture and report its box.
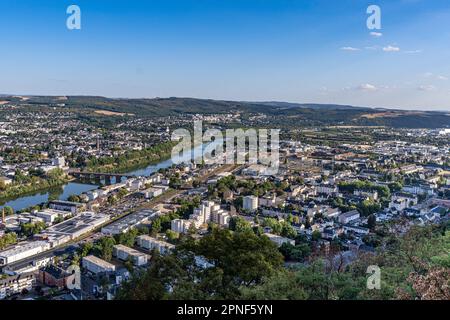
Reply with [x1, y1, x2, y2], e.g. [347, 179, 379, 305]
[113, 244, 148, 266]
[43, 212, 109, 243]
[402, 184, 435, 196]
[264, 233, 295, 247]
[35, 209, 71, 224]
[52, 157, 66, 168]
[243, 196, 258, 212]
[136, 235, 175, 255]
[141, 187, 163, 199]
[338, 210, 360, 224]
[82, 255, 116, 274]
[0, 241, 50, 266]
[316, 184, 338, 195]
[0, 272, 35, 300]
[171, 219, 192, 234]
[101, 210, 156, 235]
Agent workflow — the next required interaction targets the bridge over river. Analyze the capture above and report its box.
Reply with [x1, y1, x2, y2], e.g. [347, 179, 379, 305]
[68, 170, 137, 181]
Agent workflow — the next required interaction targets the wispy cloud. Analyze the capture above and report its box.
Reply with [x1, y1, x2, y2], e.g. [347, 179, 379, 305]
[340, 46, 360, 51]
[404, 49, 422, 54]
[370, 32, 383, 38]
[358, 83, 378, 92]
[423, 72, 448, 81]
[418, 85, 437, 91]
[383, 45, 400, 52]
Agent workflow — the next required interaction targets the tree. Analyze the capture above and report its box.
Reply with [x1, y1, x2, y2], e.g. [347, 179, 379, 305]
[116, 228, 139, 247]
[80, 242, 93, 257]
[67, 194, 81, 203]
[281, 223, 297, 239]
[279, 243, 311, 262]
[47, 168, 65, 180]
[165, 229, 179, 242]
[117, 228, 284, 300]
[0, 232, 17, 249]
[229, 216, 252, 233]
[311, 230, 321, 241]
[21, 221, 46, 236]
[367, 214, 376, 231]
[240, 270, 308, 300]
[95, 236, 116, 261]
[2, 206, 14, 216]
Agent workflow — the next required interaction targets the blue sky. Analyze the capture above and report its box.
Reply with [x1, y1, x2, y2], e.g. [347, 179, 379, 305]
[1, 0, 450, 110]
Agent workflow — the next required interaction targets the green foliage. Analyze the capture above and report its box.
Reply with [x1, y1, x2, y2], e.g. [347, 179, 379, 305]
[21, 221, 46, 236]
[2, 206, 14, 216]
[94, 236, 116, 261]
[358, 200, 381, 217]
[279, 242, 311, 262]
[339, 180, 390, 199]
[116, 228, 284, 300]
[0, 169, 69, 202]
[165, 229, 180, 242]
[79, 242, 94, 258]
[67, 194, 81, 203]
[0, 232, 17, 249]
[115, 228, 139, 247]
[151, 211, 180, 235]
[367, 214, 377, 231]
[86, 141, 176, 173]
[311, 230, 321, 241]
[229, 216, 252, 233]
[175, 196, 201, 219]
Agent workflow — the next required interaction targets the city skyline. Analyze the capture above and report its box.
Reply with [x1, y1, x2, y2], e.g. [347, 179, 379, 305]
[1, 0, 450, 111]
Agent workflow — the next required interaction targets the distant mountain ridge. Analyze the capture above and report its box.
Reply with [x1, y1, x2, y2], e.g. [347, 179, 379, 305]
[1, 95, 449, 128]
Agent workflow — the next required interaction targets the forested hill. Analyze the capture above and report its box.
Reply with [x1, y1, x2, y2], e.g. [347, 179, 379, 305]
[2, 95, 450, 128]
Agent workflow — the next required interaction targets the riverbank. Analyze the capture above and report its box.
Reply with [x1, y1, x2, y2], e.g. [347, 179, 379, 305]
[0, 177, 71, 205]
[85, 141, 177, 174]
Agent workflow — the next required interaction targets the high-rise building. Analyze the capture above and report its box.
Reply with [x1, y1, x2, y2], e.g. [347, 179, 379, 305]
[243, 196, 258, 212]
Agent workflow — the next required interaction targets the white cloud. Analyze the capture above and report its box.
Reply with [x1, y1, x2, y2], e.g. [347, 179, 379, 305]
[340, 46, 360, 51]
[370, 32, 383, 38]
[423, 73, 448, 81]
[383, 45, 400, 52]
[418, 85, 437, 91]
[404, 50, 422, 54]
[358, 83, 378, 92]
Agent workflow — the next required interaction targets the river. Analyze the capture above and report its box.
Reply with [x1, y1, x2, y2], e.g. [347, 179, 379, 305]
[0, 143, 208, 212]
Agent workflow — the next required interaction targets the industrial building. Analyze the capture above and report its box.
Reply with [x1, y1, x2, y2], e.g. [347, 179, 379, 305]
[48, 200, 84, 214]
[41, 212, 110, 247]
[101, 210, 157, 235]
[0, 241, 50, 266]
[35, 209, 72, 225]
